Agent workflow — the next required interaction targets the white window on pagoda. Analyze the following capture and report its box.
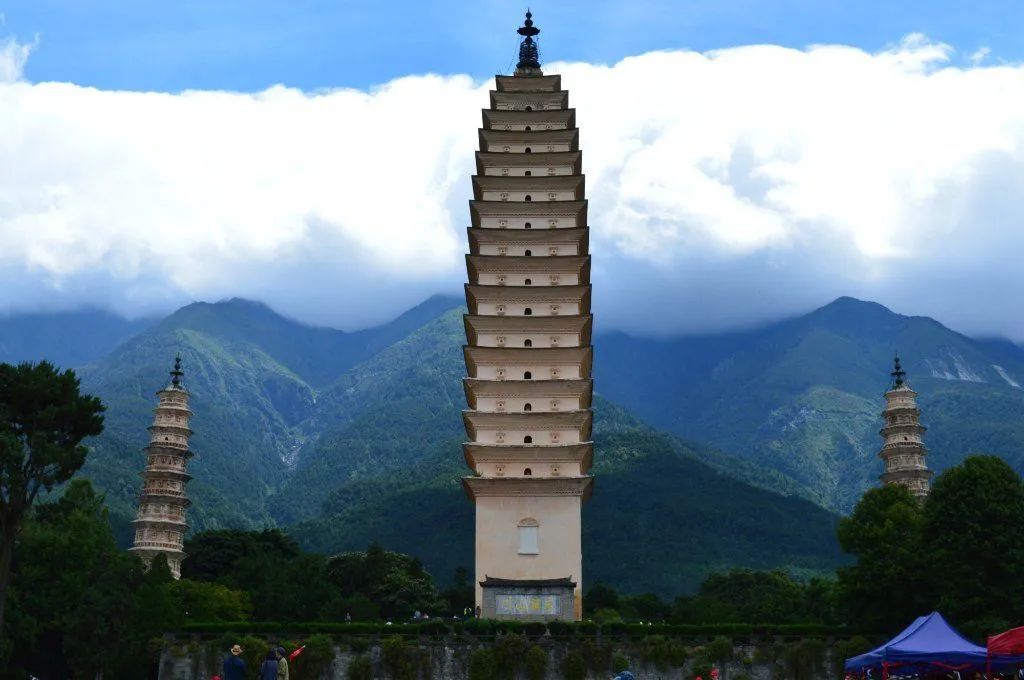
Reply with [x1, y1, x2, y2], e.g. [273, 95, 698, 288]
[500, 192, 509, 202]
[548, 219, 558, 227]
[549, 247, 558, 255]
[501, 168, 509, 176]
[547, 167, 556, 175]
[549, 275, 560, 285]
[518, 518, 540, 555]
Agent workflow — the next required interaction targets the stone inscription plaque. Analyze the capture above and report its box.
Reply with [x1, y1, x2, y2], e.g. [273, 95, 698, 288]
[496, 594, 560, 616]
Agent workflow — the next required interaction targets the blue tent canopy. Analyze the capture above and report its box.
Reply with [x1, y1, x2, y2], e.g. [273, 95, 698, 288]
[846, 612, 992, 672]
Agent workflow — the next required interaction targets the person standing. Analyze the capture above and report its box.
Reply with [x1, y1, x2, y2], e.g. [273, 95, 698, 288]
[259, 649, 278, 680]
[275, 647, 290, 680]
[222, 644, 245, 680]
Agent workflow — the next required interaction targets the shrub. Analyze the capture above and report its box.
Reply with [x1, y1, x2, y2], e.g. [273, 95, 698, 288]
[637, 635, 687, 671]
[611, 652, 630, 673]
[468, 648, 496, 680]
[525, 645, 548, 680]
[420, 618, 450, 638]
[561, 649, 587, 680]
[834, 636, 872, 678]
[784, 638, 826, 680]
[691, 659, 713, 680]
[492, 633, 529, 676]
[494, 621, 526, 636]
[346, 654, 373, 680]
[524, 621, 547, 640]
[703, 636, 734, 663]
[580, 639, 613, 672]
[463, 619, 495, 637]
[292, 634, 334, 679]
[602, 620, 628, 637]
[547, 621, 573, 638]
[237, 635, 270, 676]
[381, 635, 419, 680]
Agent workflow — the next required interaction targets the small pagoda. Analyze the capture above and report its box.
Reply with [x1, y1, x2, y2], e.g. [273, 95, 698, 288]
[878, 355, 933, 499]
[461, 11, 594, 621]
[130, 355, 194, 578]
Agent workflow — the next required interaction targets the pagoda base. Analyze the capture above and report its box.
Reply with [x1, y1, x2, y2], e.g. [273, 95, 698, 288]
[480, 576, 576, 621]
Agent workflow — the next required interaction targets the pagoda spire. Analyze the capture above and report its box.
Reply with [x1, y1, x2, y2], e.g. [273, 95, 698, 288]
[891, 353, 906, 388]
[129, 354, 195, 578]
[170, 353, 184, 388]
[878, 356, 933, 500]
[515, 10, 542, 76]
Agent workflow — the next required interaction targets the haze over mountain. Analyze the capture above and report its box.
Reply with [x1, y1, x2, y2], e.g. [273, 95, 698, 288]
[2, 294, 1021, 593]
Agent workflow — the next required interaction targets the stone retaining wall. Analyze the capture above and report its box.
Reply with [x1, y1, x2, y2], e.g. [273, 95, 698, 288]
[158, 635, 852, 680]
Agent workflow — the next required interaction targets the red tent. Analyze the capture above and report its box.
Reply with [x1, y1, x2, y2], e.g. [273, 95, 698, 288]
[989, 626, 1024, 656]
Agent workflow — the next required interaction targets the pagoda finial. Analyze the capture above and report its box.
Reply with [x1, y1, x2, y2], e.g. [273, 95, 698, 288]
[891, 354, 906, 389]
[515, 9, 542, 74]
[170, 353, 184, 388]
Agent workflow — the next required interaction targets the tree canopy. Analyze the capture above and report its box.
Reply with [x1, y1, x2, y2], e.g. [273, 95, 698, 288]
[0, 361, 105, 631]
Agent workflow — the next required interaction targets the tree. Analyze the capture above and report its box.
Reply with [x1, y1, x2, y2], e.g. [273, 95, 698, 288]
[583, 582, 621, 617]
[6, 479, 149, 677]
[836, 485, 927, 633]
[442, 566, 474, 615]
[181, 528, 301, 583]
[921, 455, 1024, 628]
[0, 361, 104, 630]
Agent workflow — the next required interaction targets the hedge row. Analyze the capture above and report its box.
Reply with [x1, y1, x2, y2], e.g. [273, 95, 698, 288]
[179, 620, 853, 638]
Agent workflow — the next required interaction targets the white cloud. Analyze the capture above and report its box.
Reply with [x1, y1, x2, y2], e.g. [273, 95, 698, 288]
[0, 36, 32, 82]
[970, 47, 991, 66]
[2, 35, 1024, 338]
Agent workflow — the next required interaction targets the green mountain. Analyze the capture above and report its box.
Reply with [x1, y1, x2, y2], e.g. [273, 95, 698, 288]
[270, 307, 842, 596]
[7, 296, 844, 596]
[76, 295, 464, 529]
[14, 294, 1020, 593]
[596, 297, 1024, 511]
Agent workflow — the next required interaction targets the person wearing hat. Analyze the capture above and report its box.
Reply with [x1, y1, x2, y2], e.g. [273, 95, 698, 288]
[222, 644, 245, 680]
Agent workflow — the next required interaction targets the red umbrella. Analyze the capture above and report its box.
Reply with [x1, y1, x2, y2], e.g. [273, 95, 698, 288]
[289, 645, 306, 661]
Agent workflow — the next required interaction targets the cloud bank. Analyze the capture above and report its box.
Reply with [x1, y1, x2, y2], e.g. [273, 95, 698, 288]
[2, 35, 1024, 338]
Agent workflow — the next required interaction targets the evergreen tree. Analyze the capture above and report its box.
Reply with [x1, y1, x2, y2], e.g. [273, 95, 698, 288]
[0, 361, 104, 630]
[6, 479, 169, 677]
[921, 455, 1024, 629]
[836, 484, 926, 633]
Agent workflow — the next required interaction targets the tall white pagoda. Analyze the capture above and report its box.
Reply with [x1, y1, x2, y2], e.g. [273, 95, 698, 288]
[878, 355, 933, 500]
[130, 355, 194, 578]
[461, 12, 594, 621]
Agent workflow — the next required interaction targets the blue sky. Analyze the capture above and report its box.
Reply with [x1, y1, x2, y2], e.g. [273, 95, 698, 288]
[4, 0, 1023, 91]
